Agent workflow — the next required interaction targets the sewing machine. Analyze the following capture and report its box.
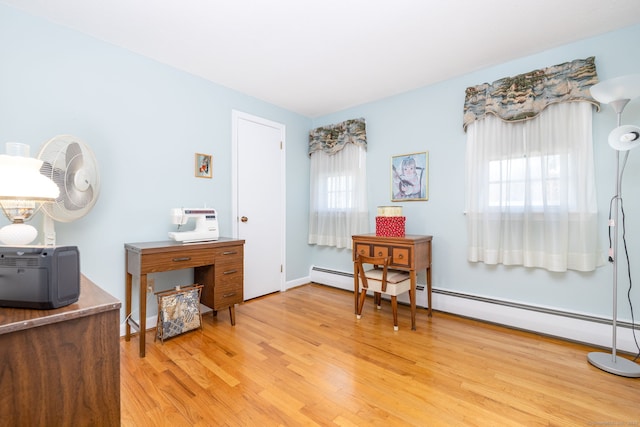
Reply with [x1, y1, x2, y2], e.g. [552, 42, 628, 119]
[168, 208, 219, 243]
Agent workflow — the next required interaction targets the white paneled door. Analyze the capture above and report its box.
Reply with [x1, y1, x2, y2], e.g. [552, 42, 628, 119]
[232, 111, 285, 300]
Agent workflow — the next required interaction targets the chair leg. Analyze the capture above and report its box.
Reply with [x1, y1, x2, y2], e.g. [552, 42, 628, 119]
[391, 296, 399, 331]
[375, 292, 382, 309]
[356, 289, 367, 319]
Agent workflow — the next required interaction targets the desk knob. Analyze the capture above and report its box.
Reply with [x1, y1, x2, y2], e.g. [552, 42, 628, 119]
[241, 216, 248, 223]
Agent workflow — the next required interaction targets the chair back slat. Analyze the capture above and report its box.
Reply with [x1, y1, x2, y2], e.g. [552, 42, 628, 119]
[356, 254, 390, 292]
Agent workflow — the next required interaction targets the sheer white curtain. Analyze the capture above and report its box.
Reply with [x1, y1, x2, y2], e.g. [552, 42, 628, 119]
[465, 102, 604, 272]
[308, 143, 368, 249]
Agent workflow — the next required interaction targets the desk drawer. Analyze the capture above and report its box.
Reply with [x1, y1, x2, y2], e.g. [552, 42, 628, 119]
[372, 245, 390, 258]
[215, 260, 243, 283]
[141, 249, 213, 273]
[355, 244, 391, 257]
[213, 245, 243, 260]
[354, 243, 372, 258]
[391, 247, 411, 267]
[214, 260, 243, 307]
[353, 242, 412, 268]
[355, 244, 392, 259]
[214, 281, 243, 306]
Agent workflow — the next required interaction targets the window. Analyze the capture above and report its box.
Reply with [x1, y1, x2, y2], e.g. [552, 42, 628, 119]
[308, 144, 368, 249]
[308, 118, 368, 249]
[326, 175, 354, 210]
[463, 57, 603, 272]
[465, 102, 603, 272]
[488, 154, 562, 209]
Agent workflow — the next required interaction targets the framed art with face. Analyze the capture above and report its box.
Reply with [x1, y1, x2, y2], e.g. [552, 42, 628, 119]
[391, 151, 428, 201]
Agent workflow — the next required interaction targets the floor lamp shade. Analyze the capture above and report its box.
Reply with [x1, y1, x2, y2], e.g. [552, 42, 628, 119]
[608, 125, 640, 151]
[590, 73, 640, 105]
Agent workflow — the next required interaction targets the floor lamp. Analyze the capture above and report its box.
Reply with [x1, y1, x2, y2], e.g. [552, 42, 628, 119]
[588, 73, 640, 377]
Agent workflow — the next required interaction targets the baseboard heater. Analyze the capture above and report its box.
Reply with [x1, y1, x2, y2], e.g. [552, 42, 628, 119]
[311, 266, 352, 278]
[434, 288, 632, 327]
[309, 265, 640, 353]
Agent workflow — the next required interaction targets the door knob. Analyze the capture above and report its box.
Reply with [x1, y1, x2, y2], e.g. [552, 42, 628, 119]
[241, 216, 248, 223]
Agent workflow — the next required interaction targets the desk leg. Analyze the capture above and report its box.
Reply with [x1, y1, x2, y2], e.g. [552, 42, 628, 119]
[410, 270, 417, 330]
[353, 262, 358, 314]
[426, 266, 432, 317]
[139, 274, 147, 357]
[228, 306, 236, 325]
[125, 272, 132, 341]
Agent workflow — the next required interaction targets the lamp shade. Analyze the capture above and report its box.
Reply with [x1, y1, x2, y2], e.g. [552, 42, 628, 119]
[608, 125, 640, 151]
[590, 73, 640, 104]
[0, 154, 59, 201]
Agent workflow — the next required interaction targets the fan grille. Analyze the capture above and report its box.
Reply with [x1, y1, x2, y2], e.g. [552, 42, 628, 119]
[37, 135, 100, 223]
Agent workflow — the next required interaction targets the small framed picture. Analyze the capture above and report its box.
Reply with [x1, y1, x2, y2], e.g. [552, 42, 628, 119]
[391, 151, 428, 201]
[195, 153, 212, 178]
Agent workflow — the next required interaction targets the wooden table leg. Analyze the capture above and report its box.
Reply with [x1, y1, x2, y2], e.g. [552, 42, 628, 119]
[426, 267, 432, 317]
[353, 262, 359, 314]
[139, 274, 147, 357]
[125, 271, 132, 342]
[229, 305, 236, 325]
[410, 270, 417, 330]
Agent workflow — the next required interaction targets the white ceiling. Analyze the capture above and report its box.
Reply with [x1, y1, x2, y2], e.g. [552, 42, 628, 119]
[3, 0, 640, 117]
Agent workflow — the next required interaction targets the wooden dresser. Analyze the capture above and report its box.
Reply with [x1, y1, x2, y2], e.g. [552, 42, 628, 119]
[124, 238, 245, 357]
[0, 275, 121, 426]
[352, 234, 433, 329]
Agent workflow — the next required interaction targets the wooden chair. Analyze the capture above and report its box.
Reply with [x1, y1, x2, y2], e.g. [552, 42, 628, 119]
[355, 254, 412, 331]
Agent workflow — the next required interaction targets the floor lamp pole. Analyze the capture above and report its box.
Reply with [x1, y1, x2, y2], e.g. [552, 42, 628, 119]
[587, 102, 640, 377]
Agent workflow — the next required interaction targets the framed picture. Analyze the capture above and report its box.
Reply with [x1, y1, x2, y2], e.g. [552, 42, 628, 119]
[195, 153, 212, 178]
[391, 151, 428, 201]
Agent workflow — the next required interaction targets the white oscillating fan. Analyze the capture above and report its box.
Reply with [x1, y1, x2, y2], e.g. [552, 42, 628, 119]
[37, 135, 101, 245]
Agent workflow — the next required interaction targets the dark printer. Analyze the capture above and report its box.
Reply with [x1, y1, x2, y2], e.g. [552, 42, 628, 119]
[0, 246, 80, 309]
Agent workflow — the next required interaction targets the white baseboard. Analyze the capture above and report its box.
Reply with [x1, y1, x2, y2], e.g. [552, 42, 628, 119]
[309, 265, 640, 354]
[285, 275, 311, 291]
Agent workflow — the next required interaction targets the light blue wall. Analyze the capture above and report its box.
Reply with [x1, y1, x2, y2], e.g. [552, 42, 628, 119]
[0, 4, 312, 308]
[311, 24, 640, 320]
[2, 2, 640, 324]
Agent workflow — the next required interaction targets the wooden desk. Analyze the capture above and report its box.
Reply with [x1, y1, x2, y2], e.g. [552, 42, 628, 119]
[352, 234, 433, 329]
[0, 275, 121, 426]
[125, 238, 245, 357]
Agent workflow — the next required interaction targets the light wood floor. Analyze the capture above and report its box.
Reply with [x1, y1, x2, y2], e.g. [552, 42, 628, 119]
[121, 284, 640, 426]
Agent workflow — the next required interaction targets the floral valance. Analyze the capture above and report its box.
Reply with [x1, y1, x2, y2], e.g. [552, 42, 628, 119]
[309, 118, 366, 156]
[463, 56, 600, 132]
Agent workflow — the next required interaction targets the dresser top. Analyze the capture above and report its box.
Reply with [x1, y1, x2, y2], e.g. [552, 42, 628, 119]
[0, 275, 120, 335]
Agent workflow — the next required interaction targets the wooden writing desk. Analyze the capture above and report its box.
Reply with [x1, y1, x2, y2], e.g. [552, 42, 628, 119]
[352, 234, 433, 330]
[0, 275, 121, 426]
[125, 238, 245, 357]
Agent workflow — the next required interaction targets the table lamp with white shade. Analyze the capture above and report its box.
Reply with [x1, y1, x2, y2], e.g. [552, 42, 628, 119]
[0, 142, 60, 245]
